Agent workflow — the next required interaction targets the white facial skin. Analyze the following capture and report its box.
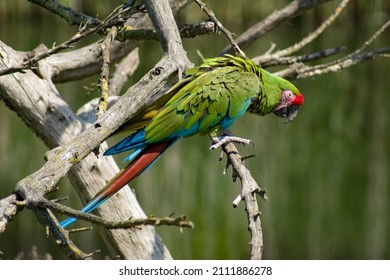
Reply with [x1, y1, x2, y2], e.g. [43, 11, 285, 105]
[273, 90, 303, 123]
[274, 90, 295, 111]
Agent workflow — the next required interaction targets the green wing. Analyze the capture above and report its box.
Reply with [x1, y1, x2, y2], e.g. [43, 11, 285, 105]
[145, 65, 261, 142]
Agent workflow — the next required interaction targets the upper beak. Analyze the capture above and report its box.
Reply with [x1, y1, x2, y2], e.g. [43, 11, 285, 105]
[273, 105, 300, 124]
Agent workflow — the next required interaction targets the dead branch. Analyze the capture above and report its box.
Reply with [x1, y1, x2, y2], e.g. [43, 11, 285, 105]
[278, 46, 390, 80]
[96, 27, 118, 119]
[0, 0, 192, 260]
[276, 20, 390, 79]
[220, 142, 266, 260]
[21, 194, 194, 230]
[221, 0, 333, 54]
[3, 0, 191, 84]
[108, 215, 194, 229]
[0, 20, 213, 80]
[344, 20, 390, 59]
[0, 40, 174, 259]
[194, 0, 245, 57]
[0, 15, 128, 77]
[254, 0, 351, 65]
[28, 0, 101, 26]
[0, 0, 388, 261]
[257, 46, 347, 68]
[119, 20, 216, 41]
[13, 189, 93, 259]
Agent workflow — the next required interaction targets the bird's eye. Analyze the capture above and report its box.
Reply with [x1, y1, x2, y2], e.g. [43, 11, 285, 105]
[288, 92, 293, 98]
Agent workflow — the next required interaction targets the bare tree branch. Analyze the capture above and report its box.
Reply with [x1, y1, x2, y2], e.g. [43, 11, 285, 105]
[0, 41, 171, 259]
[276, 20, 390, 79]
[96, 27, 118, 119]
[14, 189, 94, 259]
[254, 0, 351, 65]
[0, 14, 128, 77]
[0, 0, 388, 260]
[0, 21, 213, 82]
[1, 0, 192, 84]
[344, 20, 390, 59]
[0, 0, 192, 260]
[28, 0, 101, 26]
[21, 194, 194, 230]
[221, 0, 333, 54]
[257, 46, 347, 68]
[220, 143, 267, 260]
[119, 20, 216, 41]
[194, 0, 246, 57]
[278, 46, 390, 80]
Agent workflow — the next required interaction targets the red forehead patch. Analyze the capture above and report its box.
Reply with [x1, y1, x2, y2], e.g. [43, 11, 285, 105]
[292, 93, 304, 105]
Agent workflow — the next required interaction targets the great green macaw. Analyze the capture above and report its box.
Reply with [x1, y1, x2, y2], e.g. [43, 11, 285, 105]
[60, 54, 304, 227]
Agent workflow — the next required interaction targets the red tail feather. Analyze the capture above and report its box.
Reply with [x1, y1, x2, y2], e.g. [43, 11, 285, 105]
[98, 141, 172, 200]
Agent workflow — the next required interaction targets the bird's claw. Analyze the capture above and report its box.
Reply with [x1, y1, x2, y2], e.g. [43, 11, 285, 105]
[210, 135, 254, 150]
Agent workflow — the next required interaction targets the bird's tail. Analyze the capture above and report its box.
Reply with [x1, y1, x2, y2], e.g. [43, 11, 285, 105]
[60, 140, 174, 228]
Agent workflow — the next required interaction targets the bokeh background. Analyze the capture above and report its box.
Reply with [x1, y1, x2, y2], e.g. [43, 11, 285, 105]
[0, 0, 389, 259]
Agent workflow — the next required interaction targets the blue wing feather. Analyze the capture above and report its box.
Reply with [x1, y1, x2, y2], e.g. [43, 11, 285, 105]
[220, 98, 251, 129]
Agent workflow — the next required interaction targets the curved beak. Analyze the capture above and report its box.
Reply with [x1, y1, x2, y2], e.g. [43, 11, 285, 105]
[273, 105, 300, 124]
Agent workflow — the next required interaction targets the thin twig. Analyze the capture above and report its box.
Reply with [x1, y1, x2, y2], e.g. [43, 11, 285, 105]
[276, 20, 390, 79]
[256, 0, 350, 64]
[0, 4, 137, 77]
[255, 46, 347, 68]
[344, 20, 390, 60]
[278, 46, 390, 79]
[13, 188, 93, 259]
[107, 216, 194, 229]
[119, 20, 216, 41]
[27, 195, 194, 229]
[193, 0, 246, 57]
[221, 0, 333, 54]
[96, 26, 118, 119]
[0, 18, 126, 77]
[28, 0, 101, 26]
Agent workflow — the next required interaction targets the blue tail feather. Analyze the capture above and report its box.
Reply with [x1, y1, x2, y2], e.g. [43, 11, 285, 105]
[104, 129, 146, 156]
[122, 147, 144, 162]
[60, 139, 178, 228]
[60, 195, 109, 228]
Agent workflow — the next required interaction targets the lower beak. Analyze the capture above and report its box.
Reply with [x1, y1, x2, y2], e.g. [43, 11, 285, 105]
[273, 105, 300, 124]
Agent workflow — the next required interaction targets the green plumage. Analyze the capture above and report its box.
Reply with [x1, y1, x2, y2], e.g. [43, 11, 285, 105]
[137, 54, 302, 142]
[61, 54, 303, 228]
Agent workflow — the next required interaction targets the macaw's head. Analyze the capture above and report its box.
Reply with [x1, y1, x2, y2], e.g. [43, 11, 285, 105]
[273, 87, 304, 123]
[260, 70, 304, 123]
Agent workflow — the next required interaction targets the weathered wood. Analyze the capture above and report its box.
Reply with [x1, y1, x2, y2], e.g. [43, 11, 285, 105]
[0, 0, 192, 259]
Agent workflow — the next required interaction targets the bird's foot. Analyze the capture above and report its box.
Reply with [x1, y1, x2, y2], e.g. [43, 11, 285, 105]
[209, 135, 254, 150]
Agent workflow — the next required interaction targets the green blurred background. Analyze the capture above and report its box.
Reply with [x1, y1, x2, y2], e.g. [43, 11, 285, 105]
[0, 0, 389, 259]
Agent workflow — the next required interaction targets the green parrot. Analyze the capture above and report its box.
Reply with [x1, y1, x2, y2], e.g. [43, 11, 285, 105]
[60, 54, 304, 227]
